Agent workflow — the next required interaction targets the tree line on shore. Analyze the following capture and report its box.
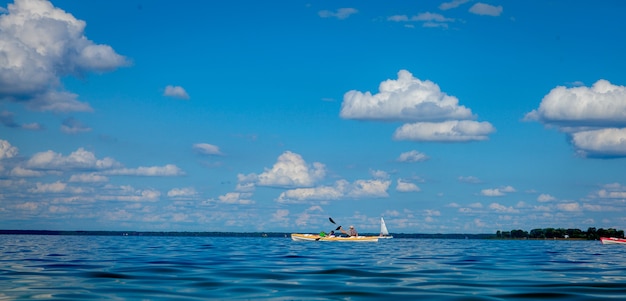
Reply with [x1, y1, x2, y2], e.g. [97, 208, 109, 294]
[496, 227, 624, 240]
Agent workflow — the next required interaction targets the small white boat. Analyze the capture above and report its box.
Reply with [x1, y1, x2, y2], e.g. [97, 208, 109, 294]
[291, 233, 378, 242]
[379, 217, 393, 239]
[600, 237, 626, 245]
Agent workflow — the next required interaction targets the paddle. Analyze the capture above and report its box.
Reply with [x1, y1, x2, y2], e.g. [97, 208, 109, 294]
[316, 218, 342, 240]
[329, 217, 342, 230]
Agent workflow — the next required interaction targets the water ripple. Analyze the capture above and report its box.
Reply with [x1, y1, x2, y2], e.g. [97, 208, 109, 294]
[2, 235, 626, 300]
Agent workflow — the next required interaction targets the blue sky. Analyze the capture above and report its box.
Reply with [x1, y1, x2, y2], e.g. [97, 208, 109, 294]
[1, 0, 626, 233]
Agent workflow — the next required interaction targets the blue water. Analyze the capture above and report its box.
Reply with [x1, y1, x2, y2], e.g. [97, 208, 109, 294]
[1, 235, 626, 300]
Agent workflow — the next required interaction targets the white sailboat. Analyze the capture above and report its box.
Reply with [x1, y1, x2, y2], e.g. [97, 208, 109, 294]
[379, 217, 393, 239]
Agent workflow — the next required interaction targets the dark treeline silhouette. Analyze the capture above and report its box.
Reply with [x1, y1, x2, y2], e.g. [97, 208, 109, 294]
[496, 227, 624, 240]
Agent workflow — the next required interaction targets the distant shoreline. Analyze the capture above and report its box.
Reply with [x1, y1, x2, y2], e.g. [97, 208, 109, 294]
[0, 229, 500, 239]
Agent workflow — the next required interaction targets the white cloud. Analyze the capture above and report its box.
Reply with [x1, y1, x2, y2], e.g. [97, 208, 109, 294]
[217, 192, 254, 205]
[571, 128, 626, 157]
[341, 70, 473, 122]
[104, 164, 184, 176]
[397, 150, 429, 162]
[594, 183, 626, 199]
[347, 179, 391, 198]
[167, 187, 197, 198]
[16, 202, 38, 210]
[277, 185, 344, 203]
[388, 13, 454, 28]
[318, 8, 357, 20]
[481, 186, 515, 197]
[69, 173, 108, 183]
[469, 3, 503, 16]
[396, 179, 420, 192]
[394, 120, 495, 142]
[98, 185, 161, 202]
[164, 85, 189, 100]
[489, 203, 519, 213]
[256, 151, 325, 188]
[370, 169, 389, 180]
[272, 209, 289, 222]
[0, 0, 128, 112]
[557, 202, 581, 212]
[0, 139, 18, 160]
[341, 70, 494, 143]
[439, 0, 470, 10]
[526, 80, 626, 157]
[27, 148, 120, 171]
[537, 194, 556, 202]
[10, 166, 45, 177]
[29, 181, 66, 193]
[277, 177, 391, 203]
[193, 143, 222, 156]
[526, 80, 626, 127]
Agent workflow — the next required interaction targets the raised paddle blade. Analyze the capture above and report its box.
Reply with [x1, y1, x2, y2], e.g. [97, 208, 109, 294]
[329, 217, 336, 224]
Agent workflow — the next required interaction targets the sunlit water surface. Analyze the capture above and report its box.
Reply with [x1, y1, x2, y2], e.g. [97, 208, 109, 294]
[1, 235, 626, 300]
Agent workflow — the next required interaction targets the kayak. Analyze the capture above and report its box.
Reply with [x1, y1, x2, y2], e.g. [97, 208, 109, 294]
[600, 237, 626, 245]
[291, 233, 378, 242]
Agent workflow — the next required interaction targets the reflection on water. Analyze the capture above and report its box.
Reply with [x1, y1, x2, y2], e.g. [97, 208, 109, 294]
[1, 235, 626, 300]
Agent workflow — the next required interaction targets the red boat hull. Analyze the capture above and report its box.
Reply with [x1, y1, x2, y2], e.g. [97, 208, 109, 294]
[600, 237, 626, 245]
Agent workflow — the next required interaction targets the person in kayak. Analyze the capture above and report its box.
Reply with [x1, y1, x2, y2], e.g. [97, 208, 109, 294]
[340, 225, 358, 236]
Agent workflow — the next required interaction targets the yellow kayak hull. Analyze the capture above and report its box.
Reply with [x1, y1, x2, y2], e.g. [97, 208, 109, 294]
[291, 233, 378, 242]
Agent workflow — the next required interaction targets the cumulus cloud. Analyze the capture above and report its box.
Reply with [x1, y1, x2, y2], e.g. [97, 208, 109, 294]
[167, 187, 197, 198]
[341, 70, 473, 122]
[164, 85, 189, 100]
[526, 80, 626, 157]
[489, 202, 519, 213]
[342, 70, 494, 143]
[0, 139, 18, 160]
[481, 186, 516, 197]
[396, 179, 420, 192]
[29, 181, 66, 193]
[256, 151, 325, 188]
[69, 173, 108, 183]
[193, 143, 222, 155]
[571, 128, 626, 157]
[277, 184, 345, 204]
[98, 185, 161, 202]
[104, 164, 184, 176]
[388, 12, 454, 28]
[0, 0, 128, 112]
[272, 209, 289, 222]
[217, 192, 254, 205]
[439, 0, 470, 10]
[318, 8, 357, 19]
[594, 183, 626, 199]
[394, 120, 495, 142]
[397, 150, 429, 162]
[537, 193, 556, 202]
[26, 148, 120, 171]
[276, 178, 391, 203]
[10, 166, 44, 177]
[557, 202, 581, 212]
[469, 3, 503, 16]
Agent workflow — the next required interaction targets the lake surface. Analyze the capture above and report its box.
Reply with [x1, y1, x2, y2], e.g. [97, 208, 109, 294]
[1, 235, 625, 300]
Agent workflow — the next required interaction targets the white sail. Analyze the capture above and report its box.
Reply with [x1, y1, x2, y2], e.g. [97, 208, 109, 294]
[380, 217, 389, 236]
